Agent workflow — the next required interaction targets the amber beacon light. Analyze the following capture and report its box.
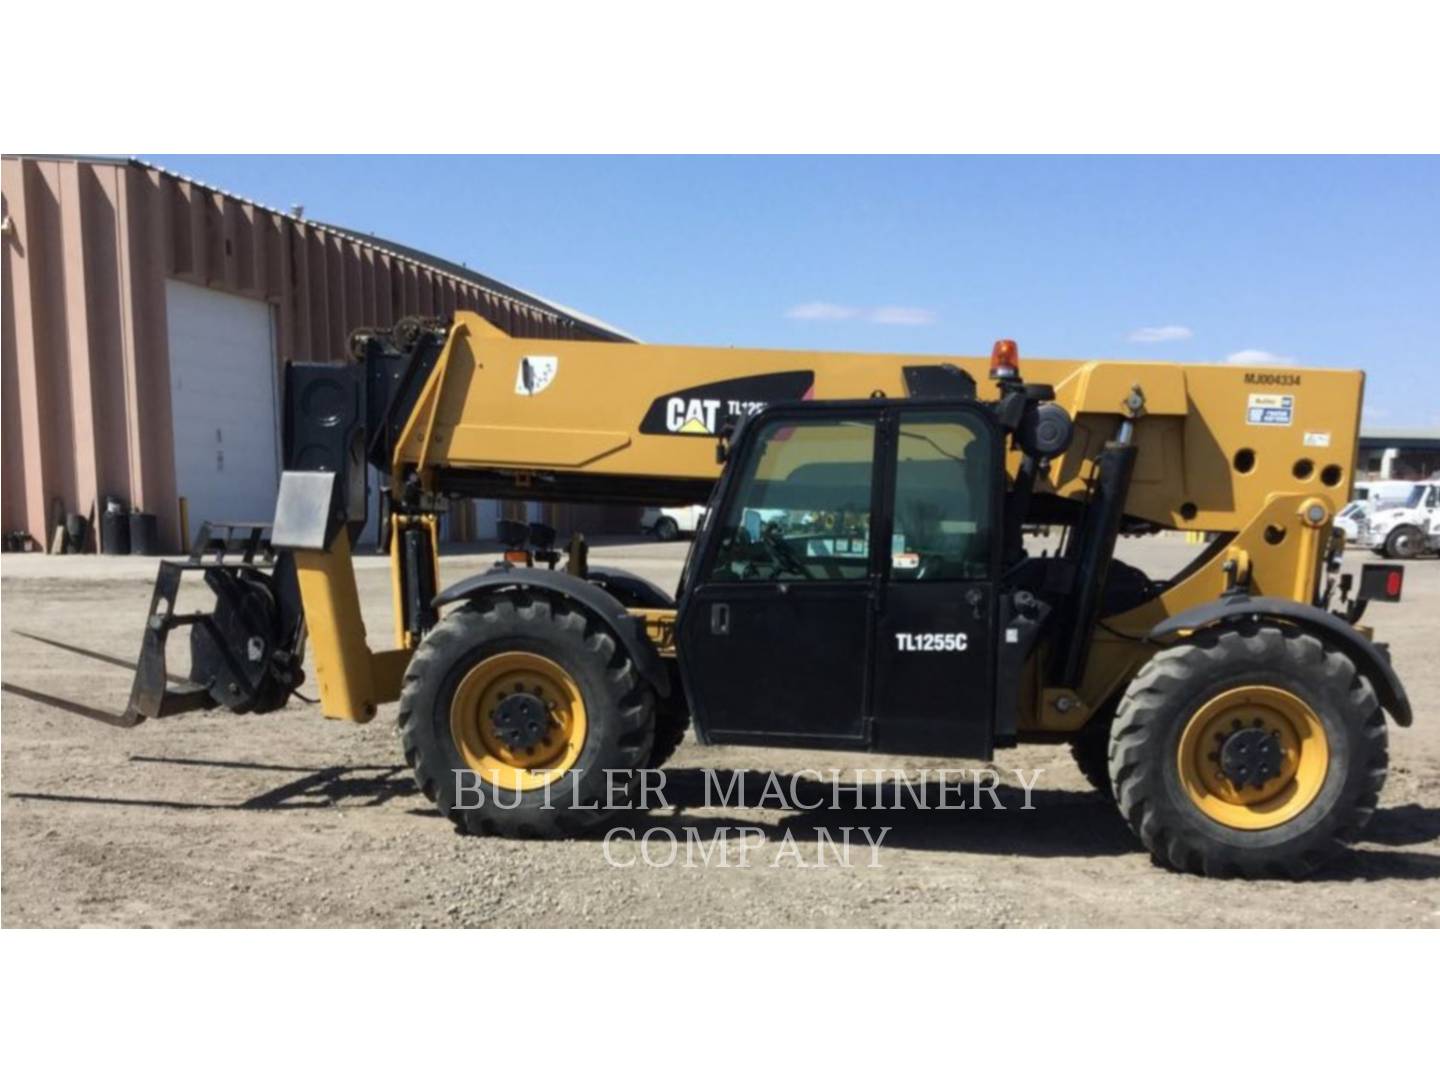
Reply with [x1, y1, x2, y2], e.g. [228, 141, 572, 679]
[990, 338, 1021, 380]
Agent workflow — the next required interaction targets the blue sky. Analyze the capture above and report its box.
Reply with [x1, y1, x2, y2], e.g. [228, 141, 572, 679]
[152, 156, 1440, 428]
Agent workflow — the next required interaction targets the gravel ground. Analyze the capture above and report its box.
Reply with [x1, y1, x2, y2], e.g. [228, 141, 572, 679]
[3, 535, 1437, 927]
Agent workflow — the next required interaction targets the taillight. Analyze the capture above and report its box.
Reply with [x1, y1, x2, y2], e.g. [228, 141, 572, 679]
[1357, 562, 1404, 603]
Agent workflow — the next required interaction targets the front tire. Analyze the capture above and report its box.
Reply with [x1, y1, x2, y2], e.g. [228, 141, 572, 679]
[398, 591, 655, 837]
[1384, 524, 1426, 559]
[1110, 623, 1387, 878]
[647, 698, 690, 769]
[654, 516, 680, 542]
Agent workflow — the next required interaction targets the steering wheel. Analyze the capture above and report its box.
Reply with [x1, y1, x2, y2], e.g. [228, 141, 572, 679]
[760, 521, 812, 579]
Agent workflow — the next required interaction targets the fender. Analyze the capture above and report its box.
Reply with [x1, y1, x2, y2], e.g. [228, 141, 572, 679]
[1148, 596, 1412, 727]
[583, 566, 676, 609]
[433, 566, 671, 697]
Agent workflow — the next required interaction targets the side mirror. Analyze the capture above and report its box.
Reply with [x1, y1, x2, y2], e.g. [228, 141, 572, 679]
[497, 518, 531, 549]
[528, 521, 557, 550]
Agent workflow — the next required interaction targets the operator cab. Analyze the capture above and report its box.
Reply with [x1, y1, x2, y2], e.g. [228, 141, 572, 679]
[675, 397, 1006, 758]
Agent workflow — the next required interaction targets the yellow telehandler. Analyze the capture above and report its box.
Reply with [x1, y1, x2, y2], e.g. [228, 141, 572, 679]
[116, 313, 1410, 877]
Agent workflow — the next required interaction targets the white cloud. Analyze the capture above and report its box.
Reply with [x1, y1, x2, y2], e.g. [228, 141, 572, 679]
[869, 305, 937, 326]
[1225, 348, 1296, 366]
[786, 301, 937, 326]
[785, 301, 858, 321]
[1128, 325, 1193, 343]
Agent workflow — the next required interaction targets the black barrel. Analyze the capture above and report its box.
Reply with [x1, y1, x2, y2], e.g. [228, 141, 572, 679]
[129, 511, 160, 556]
[102, 499, 131, 555]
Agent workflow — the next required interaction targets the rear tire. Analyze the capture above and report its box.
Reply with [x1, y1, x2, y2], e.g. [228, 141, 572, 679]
[398, 591, 655, 838]
[1109, 623, 1387, 878]
[1069, 708, 1116, 798]
[654, 516, 680, 542]
[1384, 524, 1426, 559]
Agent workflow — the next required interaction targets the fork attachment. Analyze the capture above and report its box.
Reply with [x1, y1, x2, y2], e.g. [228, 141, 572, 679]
[122, 524, 307, 726]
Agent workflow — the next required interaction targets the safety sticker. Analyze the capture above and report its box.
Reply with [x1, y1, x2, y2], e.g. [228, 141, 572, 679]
[1303, 431, 1331, 448]
[515, 355, 558, 396]
[1247, 393, 1293, 426]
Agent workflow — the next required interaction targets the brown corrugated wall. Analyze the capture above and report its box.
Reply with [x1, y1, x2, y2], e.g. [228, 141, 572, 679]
[1, 156, 633, 552]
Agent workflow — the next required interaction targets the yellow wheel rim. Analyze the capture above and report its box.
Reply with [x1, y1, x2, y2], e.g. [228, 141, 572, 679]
[449, 651, 587, 792]
[1176, 685, 1329, 830]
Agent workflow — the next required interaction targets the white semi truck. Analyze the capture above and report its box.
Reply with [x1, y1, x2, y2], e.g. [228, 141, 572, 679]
[1357, 480, 1440, 558]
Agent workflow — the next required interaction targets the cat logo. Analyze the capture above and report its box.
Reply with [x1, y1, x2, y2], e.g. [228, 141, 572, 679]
[639, 371, 816, 437]
[514, 355, 559, 396]
[667, 397, 723, 434]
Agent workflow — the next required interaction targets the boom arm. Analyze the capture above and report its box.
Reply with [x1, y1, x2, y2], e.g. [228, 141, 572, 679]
[394, 312, 1363, 535]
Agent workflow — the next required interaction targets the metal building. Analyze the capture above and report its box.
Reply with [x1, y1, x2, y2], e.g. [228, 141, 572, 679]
[1357, 428, 1440, 482]
[2, 154, 639, 553]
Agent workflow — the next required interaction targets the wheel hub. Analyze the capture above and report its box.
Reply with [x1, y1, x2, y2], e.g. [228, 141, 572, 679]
[1216, 724, 1284, 789]
[491, 691, 551, 753]
[1177, 685, 1331, 830]
[449, 651, 588, 791]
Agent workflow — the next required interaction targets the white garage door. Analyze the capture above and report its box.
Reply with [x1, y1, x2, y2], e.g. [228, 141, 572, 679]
[166, 280, 280, 547]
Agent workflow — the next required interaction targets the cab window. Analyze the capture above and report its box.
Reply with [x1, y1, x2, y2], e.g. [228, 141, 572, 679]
[889, 412, 994, 581]
[709, 417, 876, 582]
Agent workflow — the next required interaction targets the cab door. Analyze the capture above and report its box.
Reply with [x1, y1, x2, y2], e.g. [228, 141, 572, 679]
[870, 406, 1003, 758]
[676, 408, 882, 747]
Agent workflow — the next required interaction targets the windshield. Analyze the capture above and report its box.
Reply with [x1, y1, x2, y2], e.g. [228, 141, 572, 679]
[705, 410, 995, 583]
[710, 417, 878, 583]
[1403, 485, 1426, 508]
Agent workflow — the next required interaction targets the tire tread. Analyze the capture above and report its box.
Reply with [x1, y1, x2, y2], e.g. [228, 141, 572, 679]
[1109, 622, 1387, 878]
[397, 590, 655, 839]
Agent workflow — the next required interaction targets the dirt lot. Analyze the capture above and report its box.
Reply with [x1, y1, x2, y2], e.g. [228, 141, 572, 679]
[3, 535, 1437, 928]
